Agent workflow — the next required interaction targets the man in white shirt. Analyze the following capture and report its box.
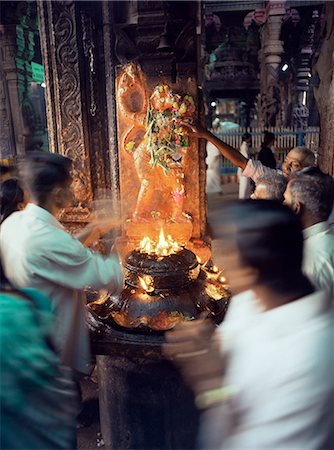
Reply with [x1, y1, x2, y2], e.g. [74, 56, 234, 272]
[182, 122, 316, 182]
[0, 152, 123, 374]
[164, 201, 334, 449]
[284, 167, 334, 298]
[238, 132, 252, 199]
[206, 141, 222, 194]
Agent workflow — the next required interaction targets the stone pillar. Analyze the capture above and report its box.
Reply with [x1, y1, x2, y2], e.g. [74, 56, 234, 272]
[259, 0, 286, 127]
[0, 22, 39, 157]
[37, 1, 115, 227]
[0, 0, 49, 159]
[0, 25, 17, 158]
[313, 2, 334, 176]
[293, 10, 320, 142]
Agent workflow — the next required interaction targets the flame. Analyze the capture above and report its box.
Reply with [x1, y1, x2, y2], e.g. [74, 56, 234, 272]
[138, 275, 154, 292]
[139, 228, 181, 256]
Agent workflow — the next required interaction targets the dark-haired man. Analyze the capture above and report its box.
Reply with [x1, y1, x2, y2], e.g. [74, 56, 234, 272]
[284, 167, 334, 298]
[0, 152, 123, 374]
[164, 201, 334, 449]
[182, 122, 315, 181]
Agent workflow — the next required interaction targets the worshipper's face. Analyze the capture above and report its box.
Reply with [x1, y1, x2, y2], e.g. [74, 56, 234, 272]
[212, 234, 258, 294]
[282, 149, 306, 178]
[251, 183, 268, 200]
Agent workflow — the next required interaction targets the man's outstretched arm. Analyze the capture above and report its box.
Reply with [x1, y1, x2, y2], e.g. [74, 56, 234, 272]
[183, 122, 248, 170]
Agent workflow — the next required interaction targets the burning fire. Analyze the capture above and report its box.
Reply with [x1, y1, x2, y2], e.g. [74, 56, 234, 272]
[139, 228, 181, 256]
[138, 275, 155, 292]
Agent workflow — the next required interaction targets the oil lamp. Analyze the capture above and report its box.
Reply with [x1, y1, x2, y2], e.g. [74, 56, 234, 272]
[88, 228, 230, 331]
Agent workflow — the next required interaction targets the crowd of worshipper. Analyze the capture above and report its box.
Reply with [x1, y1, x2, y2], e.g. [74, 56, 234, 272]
[0, 124, 333, 449]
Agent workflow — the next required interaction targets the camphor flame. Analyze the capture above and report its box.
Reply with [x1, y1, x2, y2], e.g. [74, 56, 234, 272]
[139, 228, 181, 256]
[138, 275, 155, 292]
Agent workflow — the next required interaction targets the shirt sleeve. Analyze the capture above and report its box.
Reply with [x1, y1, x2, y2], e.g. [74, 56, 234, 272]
[30, 228, 124, 292]
[242, 159, 276, 182]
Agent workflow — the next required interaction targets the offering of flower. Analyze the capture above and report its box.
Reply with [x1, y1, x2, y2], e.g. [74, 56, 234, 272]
[145, 85, 196, 174]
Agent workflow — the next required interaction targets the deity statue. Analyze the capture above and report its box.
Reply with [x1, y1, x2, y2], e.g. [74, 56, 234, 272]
[117, 64, 195, 224]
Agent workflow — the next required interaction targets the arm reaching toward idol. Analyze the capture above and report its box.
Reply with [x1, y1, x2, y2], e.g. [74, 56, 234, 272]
[180, 121, 248, 171]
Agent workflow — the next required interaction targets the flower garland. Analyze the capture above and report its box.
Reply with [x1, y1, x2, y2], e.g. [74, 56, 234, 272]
[126, 85, 195, 175]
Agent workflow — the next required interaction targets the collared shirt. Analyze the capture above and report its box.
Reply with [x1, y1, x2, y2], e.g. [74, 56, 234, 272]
[303, 221, 334, 299]
[200, 289, 334, 449]
[242, 158, 276, 182]
[0, 203, 123, 373]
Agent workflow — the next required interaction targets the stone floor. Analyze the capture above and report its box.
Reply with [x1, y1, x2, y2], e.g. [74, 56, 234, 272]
[77, 183, 239, 449]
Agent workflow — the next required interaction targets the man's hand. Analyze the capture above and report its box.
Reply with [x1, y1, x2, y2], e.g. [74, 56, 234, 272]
[76, 217, 121, 246]
[177, 121, 210, 139]
[163, 315, 225, 394]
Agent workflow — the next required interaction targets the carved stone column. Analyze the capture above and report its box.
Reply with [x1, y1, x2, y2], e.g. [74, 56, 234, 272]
[0, 25, 17, 158]
[37, 1, 114, 227]
[293, 10, 319, 137]
[259, 0, 286, 127]
[314, 2, 334, 176]
[0, 22, 39, 157]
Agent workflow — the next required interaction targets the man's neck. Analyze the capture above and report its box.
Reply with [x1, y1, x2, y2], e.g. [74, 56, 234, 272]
[301, 215, 323, 230]
[32, 200, 59, 217]
[253, 275, 313, 311]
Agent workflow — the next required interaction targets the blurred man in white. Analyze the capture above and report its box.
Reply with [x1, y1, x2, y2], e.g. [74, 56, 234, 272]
[0, 152, 123, 375]
[284, 167, 334, 298]
[238, 132, 252, 198]
[206, 120, 222, 195]
[164, 201, 334, 449]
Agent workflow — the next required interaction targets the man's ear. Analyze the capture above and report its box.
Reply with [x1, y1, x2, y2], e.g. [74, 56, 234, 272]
[51, 186, 63, 207]
[292, 200, 302, 216]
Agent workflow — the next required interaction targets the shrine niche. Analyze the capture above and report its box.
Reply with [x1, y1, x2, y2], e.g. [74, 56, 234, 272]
[116, 62, 208, 259]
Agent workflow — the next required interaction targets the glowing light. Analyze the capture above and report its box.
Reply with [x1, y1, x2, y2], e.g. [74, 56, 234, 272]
[139, 228, 181, 256]
[219, 276, 226, 283]
[212, 265, 219, 273]
[41, 82, 46, 88]
[138, 275, 154, 292]
[282, 63, 289, 72]
[211, 101, 216, 107]
[196, 255, 201, 263]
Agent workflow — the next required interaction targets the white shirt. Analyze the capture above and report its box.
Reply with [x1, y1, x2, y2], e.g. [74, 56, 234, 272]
[242, 158, 276, 182]
[303, 221, 334, 299]
[0, 203, 123, 373]
[206, 142, 222, 194]
[200, 289, 334, 449]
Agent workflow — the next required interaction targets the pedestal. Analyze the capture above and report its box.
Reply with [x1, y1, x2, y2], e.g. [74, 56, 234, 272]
[89, 316, 200, 450]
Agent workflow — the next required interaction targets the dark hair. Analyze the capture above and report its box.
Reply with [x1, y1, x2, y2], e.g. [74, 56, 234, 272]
[0, 178, 25, 224]
[289, 167, 334, 221]
[242, 132, 251, 141]
[215, 200, 304, 283]
[262, 131, 275, 147]
[19, 151, 72, 205]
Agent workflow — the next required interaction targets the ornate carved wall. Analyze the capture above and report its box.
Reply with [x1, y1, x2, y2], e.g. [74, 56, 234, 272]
[37, 1, 114, 226]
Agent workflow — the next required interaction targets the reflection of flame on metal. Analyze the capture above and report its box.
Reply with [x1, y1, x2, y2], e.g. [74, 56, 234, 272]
[196, 255, 201, 263]
[212, 265, 218, 273]
[189, 265, 200, 281]
[219, 275, 226, 283]
[139, 228, 181, 256]
[138, 275, 155, 292]
[205, 281, 229, 301]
